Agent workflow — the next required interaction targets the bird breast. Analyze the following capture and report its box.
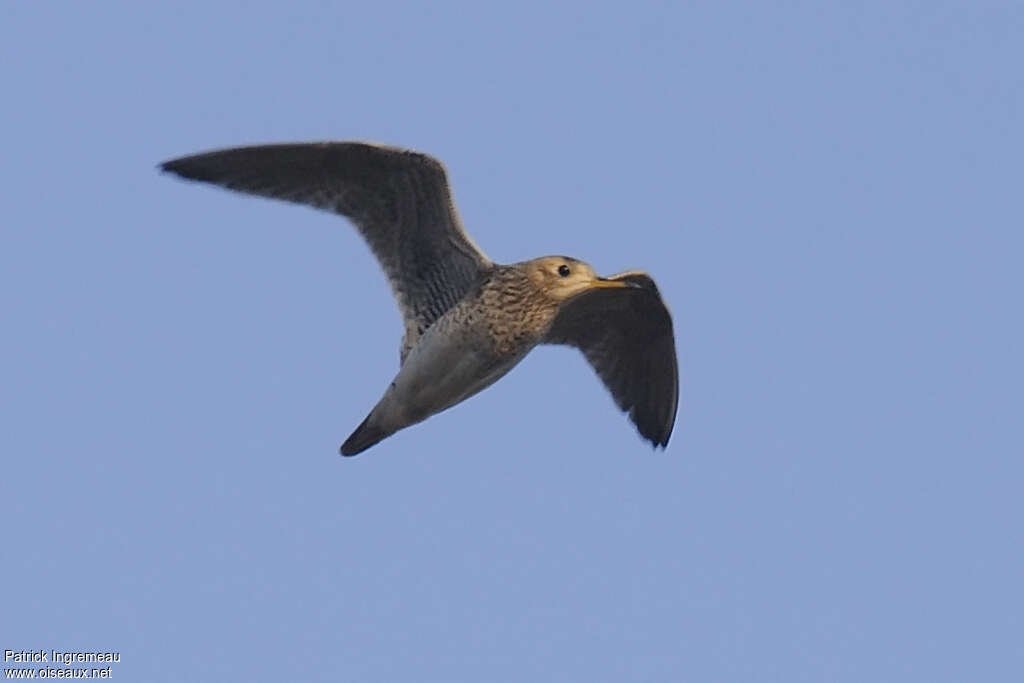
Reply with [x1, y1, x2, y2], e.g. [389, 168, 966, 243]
[478, 267, 560, 356]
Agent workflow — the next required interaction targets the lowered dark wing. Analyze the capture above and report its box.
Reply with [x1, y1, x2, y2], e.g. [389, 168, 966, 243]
[544, 271, 678, 448]
[160, 142, 491, 362]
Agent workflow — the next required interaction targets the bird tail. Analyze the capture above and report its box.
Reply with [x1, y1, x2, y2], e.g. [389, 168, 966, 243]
[340, 413, 392, 456]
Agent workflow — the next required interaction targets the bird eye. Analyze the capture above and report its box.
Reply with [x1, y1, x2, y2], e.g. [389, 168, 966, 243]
[557, 264, 571, 278]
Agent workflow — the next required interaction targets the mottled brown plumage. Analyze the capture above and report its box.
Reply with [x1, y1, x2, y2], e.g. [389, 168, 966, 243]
[478, 266, 560, 356]
[160, 142, 678, 455]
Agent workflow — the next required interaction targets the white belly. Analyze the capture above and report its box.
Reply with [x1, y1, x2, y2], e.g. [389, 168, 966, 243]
[369, 321, 530, 432]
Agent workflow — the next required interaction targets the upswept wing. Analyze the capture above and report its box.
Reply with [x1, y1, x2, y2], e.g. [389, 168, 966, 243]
[161, 142, 491, 361]
[544, 271, 678, 448]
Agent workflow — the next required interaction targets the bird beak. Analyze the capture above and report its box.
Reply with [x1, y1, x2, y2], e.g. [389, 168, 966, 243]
[590, 278, 637, 289]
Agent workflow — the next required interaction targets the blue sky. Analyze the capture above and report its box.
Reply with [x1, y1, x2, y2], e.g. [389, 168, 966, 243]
[3, 2, 1021, 681]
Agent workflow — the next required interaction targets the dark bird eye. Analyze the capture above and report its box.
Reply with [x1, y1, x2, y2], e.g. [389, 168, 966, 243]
[557, 264, 571, 278]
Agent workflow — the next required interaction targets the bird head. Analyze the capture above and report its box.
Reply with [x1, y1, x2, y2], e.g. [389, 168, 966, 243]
[524, 256, 632, 302]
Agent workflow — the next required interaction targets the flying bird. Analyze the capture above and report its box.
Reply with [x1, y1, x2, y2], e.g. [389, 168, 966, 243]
[160, 142, 678, 455]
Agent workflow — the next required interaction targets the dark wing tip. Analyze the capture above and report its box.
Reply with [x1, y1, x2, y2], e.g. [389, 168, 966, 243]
[158, 157, 181, 175]
[158, 152, 223, 183]
[642, 411, 674, 449]
[633, 393, 677, 450]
